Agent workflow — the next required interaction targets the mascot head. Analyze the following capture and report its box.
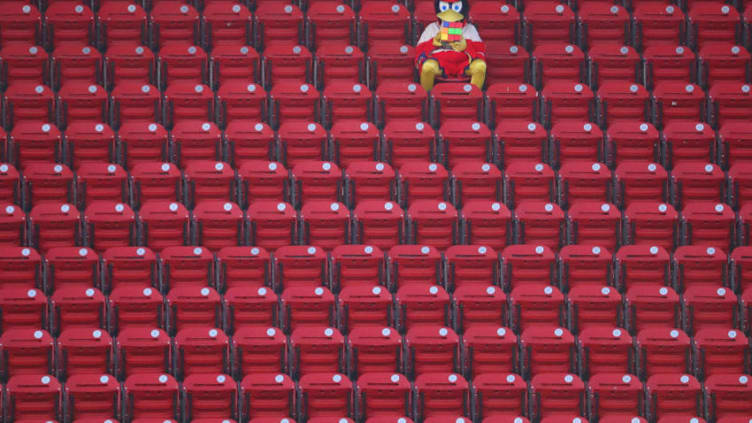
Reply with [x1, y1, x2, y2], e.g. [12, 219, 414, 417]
[435, 0, 469, 22]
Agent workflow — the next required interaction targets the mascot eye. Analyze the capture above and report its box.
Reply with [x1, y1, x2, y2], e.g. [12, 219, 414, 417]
[439, 1, 450, 11]
[451, 1, 462, 11]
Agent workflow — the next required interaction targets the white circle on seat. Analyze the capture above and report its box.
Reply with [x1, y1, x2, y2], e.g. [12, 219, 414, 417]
[202, 122, 212, 131]
[324, 327, 334, 336]
[648, 163, 657, 172]
[740, 375, 749, 384]
[428, 163, 438, 172]
[601, 287, 610, 296]
[640, 123, 649, 132]
[372, 286, 381, 295]
[555, 4, 564, 13]
[408, 83, 417, 92]
[159, 375, 168, 383]
[365, 246, 374, 254]
[565, 45, 574, 54]
[34, 330, 43, 339]
[277, 203, 286, 211]
[715, 204, 724, 213]
[143, 288, 152, 296]
[623, 375, 631, 383]
[659, 287, 668, 296]
[732, 46, 741, 55]
[330, 202, 340, 211]
[574, 84, 583, 92]
[510, 46, 519, 54]
[421, 246, 430, 254]
[430, 286, 439, 295]
[107, 164, 117, 173]
[115, 203, 125, 213]
[666, 5, 674, 13]
[209, 329, 218, 337]
[519, 84, 528, 92]
[438, 202, 447, 211]
[382, 327, 391, 336]
[391, 4, 400, 12]
[42, 124, 51, 132]
[275, 374, 285, 383]
[241, 46, 249, 54]
[307, 123, 317, 132]
[86, 288, 95, 297]
[332, 374, 342, 382]
[486, 286, 495, 295]
[536, 246, 545, 255]
[217, 375, 226, 383]
[717, 287, 726, 296]
[535, 163, 544, 172]
[307, 246, 316, 255]
[527, 123, 536, 131]
[707, 247, 717, 256]
[544, 286, 553, 295]
[22, 248, 30, 256]
[100, 375, 109, 384]
[601, 203, 610, 213]
[232, 4, 241, 13]
[251, 247, 260, 255]
[149, 123, 158, 132]
[448, 374, 458, 383]
[472, 122, 481, 131]
[193, 247, 202, 255]
[89, 85, 98, 94]
[670, 329, 679, 338]
[5, 205, 13, 215]
[592, 246, 601, 255]
[620, 46, 629, 55]
[151, 329, 160, 338]
[79, 248, 88, 257]
[554, 328, 564, 337]
[544, 203, 554, 212]
[360, 122, 369, 131]
[680, 375, 690, 384]
[384, 202, 394, 211]
[247, 84, 256, 93]
[464, 84, 473, 92]
[416, 122, 425, 131]
[93, 329, 102, 339]
[497, 327, 506, 337]
[315, 287, 324, 296]
[41, 376, 50, 384]
[267, 328, 276, 336]
[337, 5, 345, 13]
[300, 84, 310, 93]
[28, 289, 36, 298]
[0, 164, 7, 173]
[293, 46, 302, 54]
[676, 46, 684, 54]
[564, 374, 573, 383]
[201, 287, 210, 296]
[391, 374, 400, 383]
[729, 330, 737, 339]
[169, 202, 179, 212]
[257, 287, 267, 296]
[658, 203, 667, 213]
[696, 123, 705, 132]
[492, 202, 501, 211]
[61, 204, 70, 213]
[613, 328, 621, 337]
[285, 5, 293, 13]
[610, 5, 619, 13]
[75, 5, 84, 13]
[482, 163, 491, 172]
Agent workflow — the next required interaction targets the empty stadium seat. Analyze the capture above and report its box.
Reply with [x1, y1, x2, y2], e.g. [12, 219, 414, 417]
[471, 372, 527, 420]
[633, 4, 685, 50]
[5, 374, 62, 422]
[96, 1, 147, 49]
[322, 82, 372, 127]
[0, 203, 25, 246]
[397, 286, 451, 331]
[282, 286, 336, 332]
[596, 82, 650, 128]
[586, 44, 640, 90]
[117, 122, 168, 170]
[122, 373, 179, 421]
[0, 163, 21, 207]
[688, 3, 740, 51]
[163, 82, 214, 128]
[452, 162, 502, 208]
[331, 244, 384, 291]
[431, 83, 483, 126]
[255, 3, 304, 49]
[75, 163, 128, 209]
[0, 287, 47, 331]
[672, 245, 728, 293]
[0, 3, 42, 47]
[514, 201, 565, 252]
[521, 326, 575, 377]
[262, 44, 312, 90]
[680, 202, 735, 251]
[407, 200, 458, 251]
[202, 1, 252, 49]
[56, 83, 107, 129]
[238, 161, 288, 206]
[115, 327, 171, 378]
[577, 4, 630, 50]
[44, 2, 94, 49]
[159, 246, 214, 290]
[174, 327, 230, 378]
[645, 374, 702, 421]
[50, 286, 105, 334]
[558, 245, 612, 292]
[167, 286, 222, 333]
[45, 246, 98, 292]
[150, 2, 199, 49]
[704, 374, 752, 421]
[217, 246, 270, 291]
[670, 162, 725, 209]
[366, 44, 416, 88]
[528, 373, 584, 421]
[509, 284, 564, 332]
[0, 44, 49, 89]
[107, 286, 164, 333]
[63, 373, 120, 421]
[209, 45, 259, 88]
[331, 122, 381, 169]
[504, 162, 554, 208]
[357, 2, 411, 51]
[550, 122, 603, 169]
[522, 2, 576, 49]
[698, 44, 750, 89]
[563, 198, 619, 251]
[231, 326, 287, 376]
[137, 201, 189, 251]
[298, 373, 353, 419]
[0, 328, 55, 378]
[338, 285, 392, 331]
[637, 327, 691, 378]
[485, 44, 529, 85]
[22, 163, 74, 209]
[57, 327, 113, 378]
[181, 373, 237, 421]
[540, 82, 594, 128]
[347, 326, 402, 375]
[279, 121, 328, 168]
[343, 162, 395, 206]
[306, 3, 356, 51]
[104, 45, 155, 90]
[375, 81, 427, 127]
[414, 373, 469, 421]
[398, 161, 449, 207]
[383, 121, 436, 169]
[577, 327, 633, 379]
[192, 201, 245, 251]
[3, 83, 55, 128]
[240, 373, 296, 420]
[353, 200, 404, 250]
[642, 45, 696, 91]
[532, 43, 585, 89]
[247, 201, 297, 251]
[270, 82, 320, 128]
[623, 202, 678, 251]
[445, 245, 499, 291]
[693, 328, 747, 380]
[274, 245, 328, 289]
[586, 373, 642, 421]
[83, 201, 136, 251]
[652, 83, 706, 129]
[438, 121, 493, 168]
[224, 285, 278, 333]
[709, 82, 752, 129]
[226, 122, 276, 168]
[356, 372, 411, 420]
[292, 161, 341, 206]
[109, 82, 161, 128]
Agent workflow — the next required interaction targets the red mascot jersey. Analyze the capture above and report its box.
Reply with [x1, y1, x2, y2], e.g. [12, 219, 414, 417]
[415, 22, 486, 77]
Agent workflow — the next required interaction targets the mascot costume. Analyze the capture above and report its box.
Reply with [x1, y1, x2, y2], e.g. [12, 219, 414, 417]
[416, 0, 487, 91]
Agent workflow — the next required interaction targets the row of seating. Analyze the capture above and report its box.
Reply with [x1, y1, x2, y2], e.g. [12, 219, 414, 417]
[6, 370, 750, 423]
[5, 242, 752, 294]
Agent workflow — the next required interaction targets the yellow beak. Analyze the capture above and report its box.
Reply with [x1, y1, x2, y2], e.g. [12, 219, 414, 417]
[437, 9, 463, 22]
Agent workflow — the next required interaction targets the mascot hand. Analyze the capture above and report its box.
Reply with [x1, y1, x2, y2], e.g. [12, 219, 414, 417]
[433, 31, 443, 47]
[451, 37, 467, 52]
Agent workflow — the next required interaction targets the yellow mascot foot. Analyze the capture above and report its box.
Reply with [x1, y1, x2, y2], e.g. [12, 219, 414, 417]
[467, 59, 487, 90]
[420, 59, 441, 92]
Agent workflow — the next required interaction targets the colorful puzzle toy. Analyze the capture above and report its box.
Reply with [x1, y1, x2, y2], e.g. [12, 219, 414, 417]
[440, 21, 464, 42]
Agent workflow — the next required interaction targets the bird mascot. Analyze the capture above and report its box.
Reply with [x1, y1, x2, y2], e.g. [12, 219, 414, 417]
[415, 0, 487, 91]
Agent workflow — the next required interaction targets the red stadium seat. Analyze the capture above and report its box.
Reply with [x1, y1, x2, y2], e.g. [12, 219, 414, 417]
[57, 327, 113, 378]
[709, 82, 752, 128]
[224, 285, 278, 333]
[170, 122, 222, 169]
[353, 200, 404, 250]
[569, 285, 622, 333]
[338, 285, 392, 331]
[137, 201, 190, 252]
[181, 373, 237, 421]
[625, 285, 680, 333]
[388, 244, 441, 289]
[688, 3, 740, 51]
[254, 3, 304, 49]
[438, 121, 493, 169]
[22, 163, 74, 208]
[398, 161, 448, 207]
[306, 4, 356, 51]
[248, 201, 297, 251]
[63, 373, 120, 421]
[532, 43, 585, 89]
[642, 45, 696, 91]
[159, 246, 214, 290]
[0, 287, 47, 331]
[645, 374, 702, 421]
[269, 82, 320, 128]
[698, 44, 750, 89]
[485, 83, 538, 126]
[292, 161, 341, 206]
[0, 163, 21, 207]
[56, 83, 107, 129]
[471, 372, 526, 419]
[274, 245, 329, 289]
[239, 161, 289, 206]
[514, 201, 565, 252]
[550, 122, 603, 169]
[261, 44, 312, 90]
[604, 121, 659, 167]
[357, 2, 411, 51]
[729, 162, 752, 209]
[460, 201, 512, 253]
[670, 162, 724, 209]
[558, 245, 612, 291]
[383, 121, 437, 169]
[596, 82, 650, 128]
[217, 246, 270, 291]
[107, 286, 163, 333]
[680, 202, 735, 251]
[652, 83, 706, 130]
[414, 373, 469, 420]
[5, 374, 62, 422]
[461, 324, 516, 377]
[683, 285, 737, 334]
[356, 372, 411, 420]
[226, 122, 276, 168]
[202, 1, 252, 48]
[672, 245, 727, 293]
[586, 373, 642, 421]
[167, 286, 222, 333]
[397, 286, 451, 331]
[0, 44, 49, 88]
[375, 81, 427, 127]
[407, 200, 458, 251]
[96, 2, 147, 48]
[83, 201, 136, 252]
[51, 286, 105, 333]
[577, 327, 633, 379]
[115, 327, 171, 378]
[0, 203, 25, 246]
[192, 201, 244, 251]
[75, 163, 128, 209]
[44, 250, 98, 297]
[29, 204, 81, 254]
[0, 328, 54, 377]
[504, 162, 554, 208]
[731, 246, 752, 294]
[278, 121, 328, 168]
[298, 373, 353, 419]
[633, 4, 685, 50]
[469, 2, 520, 48]
[528, 373, 584, 421]
[452, 162, 502, 208]
[366, 44, 416, 88]
[240, 373, 296, 420]
[150, 2, 200, 49]
[3, 83, 55, 128]
[109, 82, 161, 128]
[346, 324, 401, 377]
[623, 202, 678, 252]
[331, 244, 384, 291]
[328, 123, 379, 170]
[693, 328, 747, 380]
[122, 373, 179, 421]
[231, 326, 287, 376]
[209, 45, 259, 88]
[282, 286, 336, 332]
[540, 81, 594, 128]
[562, 198, 617, 248]
[44, 2, 94, 49]
[577, 4, 630, 50]
[521, 327, 575, 377]
[614, 162, 668, 207]
[431, 83, 483, 126]
[343, 162, 394, 206]
[0, 3, 42, 47]
[637, 327, 691, 378]
[174, 328, 230, 378]
[118, 122, 168, 170]
[496, 120, 547, 167]
[163, 82, 214, 128]
[104, 45, 155, 89]
[502, 244, 556, 289]
[485, 44, 530, 85]
[522, 2, 576, 49]
[586, 44, 640, 89]
[509, 284, 564, 332]
[704, 374, 752, 421]
[323, 82, 372, 128]
[445, 245, 499, 291]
